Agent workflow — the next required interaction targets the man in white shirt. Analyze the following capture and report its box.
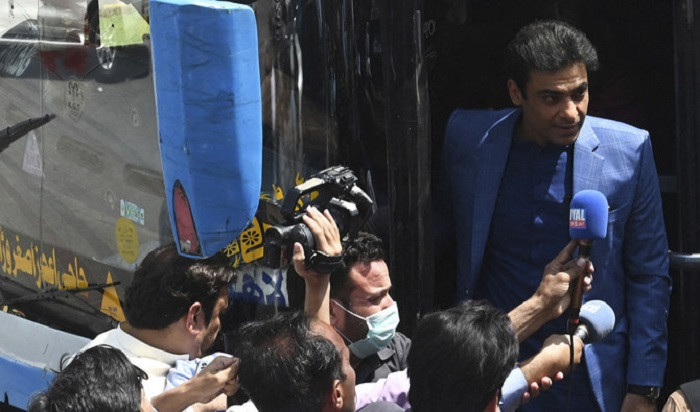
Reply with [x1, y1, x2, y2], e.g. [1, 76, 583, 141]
[82, 244, 238, 411]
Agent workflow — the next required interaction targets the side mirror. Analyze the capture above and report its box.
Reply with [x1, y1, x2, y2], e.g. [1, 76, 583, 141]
[150, 0, 262, 258]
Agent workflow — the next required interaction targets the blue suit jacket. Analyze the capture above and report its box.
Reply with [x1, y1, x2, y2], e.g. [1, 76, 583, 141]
[439, 108, 671, 411]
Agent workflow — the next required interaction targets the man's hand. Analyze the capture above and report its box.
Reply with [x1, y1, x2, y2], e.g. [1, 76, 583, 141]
[152, 356, 239, 412]
[189, 356, 240, 412]
[519, 334, 583, 386]
[520, 372, 564, 405]
[190, 356, 240, 404]
[509, 240, 594, 341]
[293, 207, 342, 323]
[621, 393, 656, 412]
[535, 240, 594, 319]
[292, 207, 342, 280]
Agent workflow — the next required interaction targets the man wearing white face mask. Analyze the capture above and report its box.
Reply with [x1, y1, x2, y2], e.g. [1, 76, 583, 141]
[329, 232, 411, 384]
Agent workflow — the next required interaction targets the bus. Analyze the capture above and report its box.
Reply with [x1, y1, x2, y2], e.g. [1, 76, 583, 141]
[0, 0, 697, 409]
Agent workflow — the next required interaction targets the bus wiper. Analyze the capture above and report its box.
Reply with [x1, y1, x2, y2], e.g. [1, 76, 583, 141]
[0, 113, 55, 153]
[0, 281, 120, 307]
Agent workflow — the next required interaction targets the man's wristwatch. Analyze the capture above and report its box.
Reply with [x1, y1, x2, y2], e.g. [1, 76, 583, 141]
[627, 385, 661, 403]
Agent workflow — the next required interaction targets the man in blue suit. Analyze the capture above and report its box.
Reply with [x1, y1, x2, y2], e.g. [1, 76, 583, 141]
[439, 20, 671, 412]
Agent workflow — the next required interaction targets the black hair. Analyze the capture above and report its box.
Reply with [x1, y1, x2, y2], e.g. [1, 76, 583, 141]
[28, 345, 147, 412]
[232, 311, 345, 412]
[407, 300, 519, 412]
[330, 232, 385, 304]
[124, 243, 235, 329]
[505, 20, 599, 96]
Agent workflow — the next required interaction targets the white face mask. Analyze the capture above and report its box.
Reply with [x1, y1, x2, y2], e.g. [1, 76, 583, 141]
[332, 299, 400, 359]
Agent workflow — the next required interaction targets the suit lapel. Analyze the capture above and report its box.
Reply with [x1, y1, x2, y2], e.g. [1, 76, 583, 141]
[572, 119, 607, 411]
[469, 111, 518, 288]
[573, 119, 604, 194]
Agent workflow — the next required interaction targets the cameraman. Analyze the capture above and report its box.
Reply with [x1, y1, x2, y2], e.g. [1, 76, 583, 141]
[328, 232, 410, 384]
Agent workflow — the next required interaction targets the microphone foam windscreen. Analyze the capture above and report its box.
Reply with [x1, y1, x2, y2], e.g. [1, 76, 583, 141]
[569, 190, 608, 240]
[579, 300, 615, 343]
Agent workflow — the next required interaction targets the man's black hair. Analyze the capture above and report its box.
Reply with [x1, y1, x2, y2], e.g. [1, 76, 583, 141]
[28, 345, 147, 412]
[232, 311, 346, 412]
[505, 20, 599, 96]
[330, 232, 385, 304]
[124, 243, 235, 329]
[407, 300, 519, 412]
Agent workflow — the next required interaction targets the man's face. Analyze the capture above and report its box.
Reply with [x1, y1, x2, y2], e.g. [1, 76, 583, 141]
[196, 287, 229, 356]
[508, 63, 589, 147]
[331, 260, 394, 341]
[313, 321, 356, 412]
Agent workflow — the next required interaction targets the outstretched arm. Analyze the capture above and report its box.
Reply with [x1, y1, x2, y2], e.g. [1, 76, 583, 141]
[503, 334, 583, 410]
[153, 356, 239, 412]
[293, 207, 342, 324]
[508, 240, 594, 341]
[519, 334, 583, 385]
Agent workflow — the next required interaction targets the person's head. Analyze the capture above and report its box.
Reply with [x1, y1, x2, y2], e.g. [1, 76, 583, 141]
[329, 232, 399, 359]
[234, 311, 355, 412]
[505, 20, 599, 147]
[124, 243, 235, 356]
[407, 300, 519, 412]
[28, 345, 153, 412]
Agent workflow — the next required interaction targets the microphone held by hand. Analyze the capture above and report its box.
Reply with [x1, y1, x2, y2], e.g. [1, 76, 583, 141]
[574, 300, 615, 344]
[569, 189, 609, 257]
[568, 190, 608, 331]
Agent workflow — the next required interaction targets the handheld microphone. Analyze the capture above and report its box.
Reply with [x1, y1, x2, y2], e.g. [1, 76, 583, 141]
[568, 190, 608, 332]
[574, 300, 615, 344]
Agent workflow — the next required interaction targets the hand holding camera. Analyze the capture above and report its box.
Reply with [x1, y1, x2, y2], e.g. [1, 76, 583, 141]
[264, 166, 373, 273]
[292, 207, 343, 277]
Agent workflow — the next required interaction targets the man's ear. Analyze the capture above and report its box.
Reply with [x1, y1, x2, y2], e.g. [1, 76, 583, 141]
[484, 391, 499, 412]
[185, 302, 205, 335]
[507, 79, 524, 106]
[330, 379, 345, 411]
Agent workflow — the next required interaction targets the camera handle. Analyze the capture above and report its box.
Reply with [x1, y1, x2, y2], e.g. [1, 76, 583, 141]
[280, 177, 328, 221]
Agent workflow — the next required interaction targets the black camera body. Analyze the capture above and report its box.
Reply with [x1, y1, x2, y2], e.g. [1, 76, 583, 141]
[263, 166, 373, 271]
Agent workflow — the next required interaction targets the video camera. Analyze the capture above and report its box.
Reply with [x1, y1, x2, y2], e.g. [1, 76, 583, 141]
[263, 166, 373, 272]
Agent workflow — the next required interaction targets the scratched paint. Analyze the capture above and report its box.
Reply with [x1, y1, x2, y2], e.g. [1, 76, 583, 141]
[0, 0, 39, 76]
[0, 39, 36, 77]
